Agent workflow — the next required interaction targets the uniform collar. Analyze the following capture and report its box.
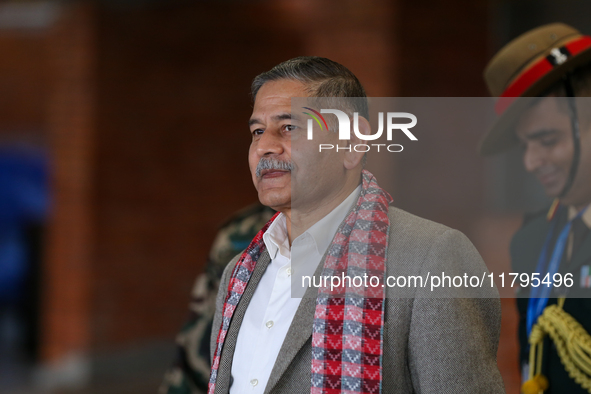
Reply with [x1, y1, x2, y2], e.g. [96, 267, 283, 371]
[567, 204, 591, 228]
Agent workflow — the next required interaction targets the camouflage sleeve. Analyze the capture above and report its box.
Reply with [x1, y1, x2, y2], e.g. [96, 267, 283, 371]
[160, 204, 275, 394]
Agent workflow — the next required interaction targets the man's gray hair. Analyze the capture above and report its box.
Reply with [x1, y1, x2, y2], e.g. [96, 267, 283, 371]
[251, 56, 369, 120]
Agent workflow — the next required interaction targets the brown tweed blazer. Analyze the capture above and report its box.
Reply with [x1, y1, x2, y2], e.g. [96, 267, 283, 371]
[210, 207, 506, 393]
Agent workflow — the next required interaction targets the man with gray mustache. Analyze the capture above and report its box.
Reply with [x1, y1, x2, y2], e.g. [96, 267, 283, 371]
[208, 56, 504, 394]
[255, 157, 293, 179]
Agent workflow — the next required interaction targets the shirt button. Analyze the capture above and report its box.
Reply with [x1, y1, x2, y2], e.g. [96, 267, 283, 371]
[266, 320, 274, 328]
[286, 267, 292, 276]
[251, 378, 258, 387]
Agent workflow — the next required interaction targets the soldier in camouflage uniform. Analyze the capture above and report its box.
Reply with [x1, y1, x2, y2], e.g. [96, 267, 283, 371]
[160, 204, 275, 394]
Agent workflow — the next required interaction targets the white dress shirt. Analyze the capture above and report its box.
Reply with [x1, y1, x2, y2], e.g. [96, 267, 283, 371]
[229, 186, 361, 393]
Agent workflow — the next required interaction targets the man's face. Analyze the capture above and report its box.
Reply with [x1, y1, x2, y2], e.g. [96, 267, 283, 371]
[516, 96, 574, 198]
[248, 79, 349, 213]
[515, 96, 591, 207]
[248, 79, 305, 211]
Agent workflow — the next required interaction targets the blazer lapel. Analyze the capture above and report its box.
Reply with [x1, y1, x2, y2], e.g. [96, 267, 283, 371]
[214, 250, 271, 394]
[263, 256, 325, 394]
[264, 201, 360, 393]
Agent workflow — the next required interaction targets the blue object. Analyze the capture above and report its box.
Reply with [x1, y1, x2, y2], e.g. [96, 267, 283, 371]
[0, 146, 49, 304]
[526, 204, 589, 336]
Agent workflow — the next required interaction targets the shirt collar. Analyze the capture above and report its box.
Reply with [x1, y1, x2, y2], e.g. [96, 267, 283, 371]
[263, 214, 289, 260]
[304, 185, 361, 257]
[262, 185, 362, 260]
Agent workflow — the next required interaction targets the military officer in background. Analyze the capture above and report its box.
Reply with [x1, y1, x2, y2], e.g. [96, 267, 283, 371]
[482, 23, 591, 393]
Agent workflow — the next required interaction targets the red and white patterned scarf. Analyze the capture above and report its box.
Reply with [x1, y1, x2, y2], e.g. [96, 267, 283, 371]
[209, 170, 391, 394]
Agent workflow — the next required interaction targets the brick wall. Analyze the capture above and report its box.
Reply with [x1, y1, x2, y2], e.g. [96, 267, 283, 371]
[0, 24, 48, 139]
[90, 0, 397, 351]
[42, 1, 96, 364]
[91, 2, 304, 350]
[393, 0, 490, 234]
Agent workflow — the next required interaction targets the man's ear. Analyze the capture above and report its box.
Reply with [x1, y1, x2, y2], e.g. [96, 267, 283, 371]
[343, 115, 370, 170]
